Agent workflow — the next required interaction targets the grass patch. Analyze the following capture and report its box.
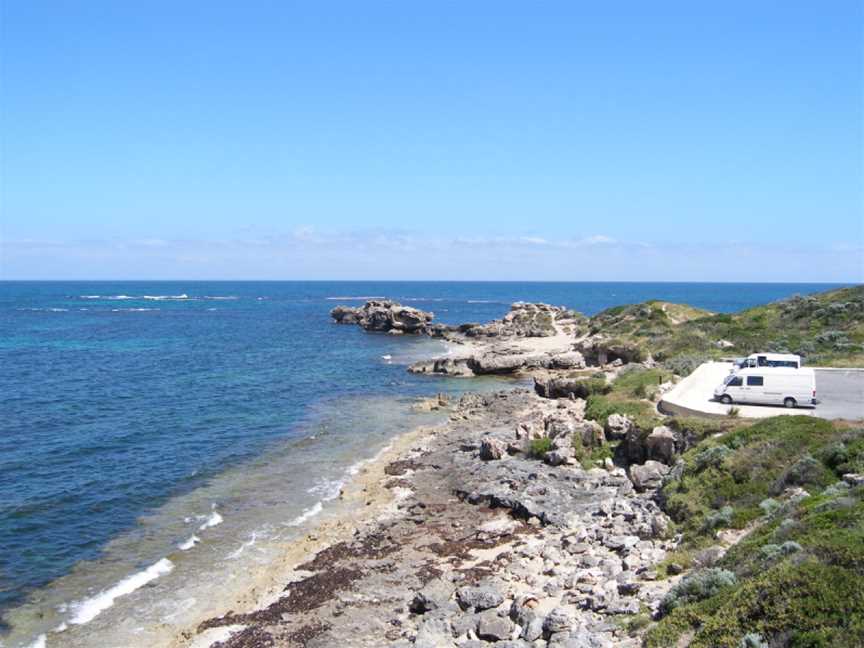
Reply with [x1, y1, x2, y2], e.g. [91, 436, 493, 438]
[527, 437, 552, 458]
[584, 394, 658, 429]
[609, 365, 672, 399]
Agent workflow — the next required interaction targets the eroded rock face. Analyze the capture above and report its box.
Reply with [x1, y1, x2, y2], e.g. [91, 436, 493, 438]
[330, 299, 435, 334]
[480, 437, 506, 461]
[576, 334, 644, 366]
[604, 414, 634, 441]
[646, 426, 677, 465]
[410, 349, 586, 378]
[629, 460, 670, 492]
[464, 302, 578, 339]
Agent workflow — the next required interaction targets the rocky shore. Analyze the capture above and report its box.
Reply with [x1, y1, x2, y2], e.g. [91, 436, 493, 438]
[184, 292, 863, 647]
[187, 301, 706, 648]
[192, 388, 685, 648]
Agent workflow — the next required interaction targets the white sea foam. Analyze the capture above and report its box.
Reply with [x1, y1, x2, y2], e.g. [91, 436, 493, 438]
[307, 479, 342, 501]
[285, 502, 323, 527]
[226, 531, 258, 559]
[78, 294, 134, 300]
[178, 535, 200, 550]
[203, 296, 238, 300]
[111, 308, 159, 312]
[68, 558, 174, 626]
[142, 294, 188, 300]
[198, 511, 223, 531]
[23, 634, 47, 648]
[381, 354, 393, 361]
[17, 307, 69, 312]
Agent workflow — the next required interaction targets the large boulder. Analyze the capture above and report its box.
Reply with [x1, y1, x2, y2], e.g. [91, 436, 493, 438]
[629, 460, 670, 492]
[574, 420, 604, 448]
[456, 585, 504, 612]
[646, 426, 677, 464]
[605, 413, 634, 441]
[330, 300, 433, 334]
[475, 610, 513, 641]
[480, 437, 506, 461]
[409, 357, 474, 376]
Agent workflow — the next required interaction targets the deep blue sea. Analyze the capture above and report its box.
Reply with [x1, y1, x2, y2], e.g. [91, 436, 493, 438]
[0, 281, 847, 646]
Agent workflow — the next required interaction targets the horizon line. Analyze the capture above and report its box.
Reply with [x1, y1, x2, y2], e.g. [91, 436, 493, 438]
[0, 279, 859, 285]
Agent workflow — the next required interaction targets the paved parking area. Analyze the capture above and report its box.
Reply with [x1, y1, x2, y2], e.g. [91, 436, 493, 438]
[660, 362, 864, 420]
[815, 369, 864, 420]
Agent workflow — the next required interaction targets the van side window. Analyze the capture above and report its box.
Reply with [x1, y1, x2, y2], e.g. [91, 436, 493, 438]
[747, 376, 764, 386]
[728, 376, 743, 387]
[757, 356, 767, 366]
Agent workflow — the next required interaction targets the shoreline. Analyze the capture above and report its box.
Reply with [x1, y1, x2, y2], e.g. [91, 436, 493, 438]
[165, 385, 683, 648]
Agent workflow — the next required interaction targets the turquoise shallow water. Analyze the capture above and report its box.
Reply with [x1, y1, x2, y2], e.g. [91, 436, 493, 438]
[0, 280, 846, 645]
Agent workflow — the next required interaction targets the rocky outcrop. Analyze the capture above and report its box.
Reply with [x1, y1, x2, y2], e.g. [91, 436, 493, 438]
[330, 300, 435, 334]
[629, 460, 670, 492]
[576, 334, 645, 366]
[462, 302, 580, 339]
[410, 348, 585, 378]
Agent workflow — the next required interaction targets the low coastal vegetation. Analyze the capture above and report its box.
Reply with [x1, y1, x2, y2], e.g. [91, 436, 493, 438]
[561, 365, 864, 645]
[589, 285, 864, 371]
[645, 416, 864, 647]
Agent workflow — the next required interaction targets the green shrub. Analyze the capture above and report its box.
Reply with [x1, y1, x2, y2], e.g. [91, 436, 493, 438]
[823, 481, 851, 498]
[528, 437, 552, 458]
[738, 633, 768, 648]
[727, 406, 740, 418]
[703, 506, 734, 531]
[662, 354, 708, 377]
[758, 498, 781, 516]
[659, 568, 738, 615]
[648, 560, 864, 648]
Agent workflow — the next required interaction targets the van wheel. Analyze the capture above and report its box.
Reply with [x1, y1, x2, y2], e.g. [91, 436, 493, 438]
[784, 397, 796, 409]
[720, 395, 732, 405]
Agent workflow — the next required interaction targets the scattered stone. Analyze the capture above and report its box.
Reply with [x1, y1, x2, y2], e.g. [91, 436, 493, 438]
[456, 585, 504, 612]
[542, 607, 573, 636]
[480, 437, 506, 461]
[475, 609, 513, 641]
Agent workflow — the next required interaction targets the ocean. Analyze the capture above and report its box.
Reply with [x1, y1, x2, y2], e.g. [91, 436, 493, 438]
[0, 281, 846, 647]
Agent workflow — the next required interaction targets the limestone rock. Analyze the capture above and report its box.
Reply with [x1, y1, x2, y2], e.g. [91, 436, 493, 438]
[646, 426, 677, 465]
[330, 299, 434, 334]
[629, 461, 670, 492]
[480, 437, 506, 461]
[475, 609, 513, 641]
[456, 585, 504, 612]
[542, 607, 573, 635]
[604, 414, 634, 441]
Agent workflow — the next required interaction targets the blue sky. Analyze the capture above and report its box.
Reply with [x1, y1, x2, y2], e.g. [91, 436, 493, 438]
[1, 1, 862, 281]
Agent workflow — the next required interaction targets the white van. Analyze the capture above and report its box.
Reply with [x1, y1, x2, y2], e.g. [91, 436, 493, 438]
[714, 367, 817, 408]
[733, 353, 802, 371]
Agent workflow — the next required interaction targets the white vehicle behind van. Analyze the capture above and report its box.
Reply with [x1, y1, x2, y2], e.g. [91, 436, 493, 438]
[714, 367, 816, 408]
[732, 353, 802, 371]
